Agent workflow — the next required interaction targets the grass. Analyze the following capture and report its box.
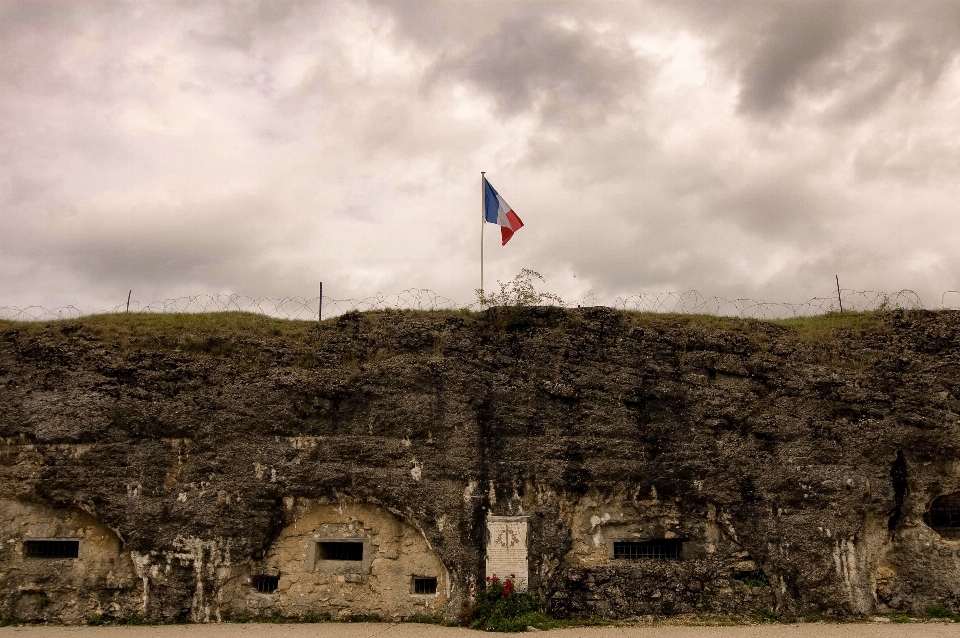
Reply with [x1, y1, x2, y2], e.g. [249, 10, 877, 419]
[772, 310, 892, 341]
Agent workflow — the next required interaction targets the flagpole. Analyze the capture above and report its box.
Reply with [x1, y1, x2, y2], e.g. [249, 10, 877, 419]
[480, 171, 485, 308]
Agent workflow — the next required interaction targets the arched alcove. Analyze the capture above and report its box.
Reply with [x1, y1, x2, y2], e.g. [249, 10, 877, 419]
[0, 498, 139, 623]
[223, 501, 449, 620]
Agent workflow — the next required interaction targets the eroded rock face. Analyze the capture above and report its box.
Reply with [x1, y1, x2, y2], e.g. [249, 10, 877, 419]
[2, 307, 960, 622]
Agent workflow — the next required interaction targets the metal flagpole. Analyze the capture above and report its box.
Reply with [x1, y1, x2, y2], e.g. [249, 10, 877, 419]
[480, 171, 485, 308]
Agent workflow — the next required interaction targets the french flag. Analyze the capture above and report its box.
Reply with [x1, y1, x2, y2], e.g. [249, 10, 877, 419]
[483, 178, 524, 245]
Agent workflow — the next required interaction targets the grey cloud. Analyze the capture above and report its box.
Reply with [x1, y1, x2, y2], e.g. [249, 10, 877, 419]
[736, 2, 853, 115]
[662, 1, 960, 121]
[421, 13, 647, 125]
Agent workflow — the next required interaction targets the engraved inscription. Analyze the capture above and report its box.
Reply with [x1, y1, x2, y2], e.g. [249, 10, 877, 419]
[486, 515, 529, 592]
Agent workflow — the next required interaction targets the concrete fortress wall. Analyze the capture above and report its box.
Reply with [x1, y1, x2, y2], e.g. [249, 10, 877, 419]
[2, 307, 960, 623]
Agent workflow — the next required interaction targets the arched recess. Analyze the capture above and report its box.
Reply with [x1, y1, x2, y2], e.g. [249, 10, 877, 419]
[222, 501, 450, 620]
[0, 498, 140, 623]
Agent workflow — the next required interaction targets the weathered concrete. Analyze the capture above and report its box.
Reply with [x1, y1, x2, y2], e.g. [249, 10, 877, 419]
[3, 622, 960, 637]
[2, 307, 960, 623]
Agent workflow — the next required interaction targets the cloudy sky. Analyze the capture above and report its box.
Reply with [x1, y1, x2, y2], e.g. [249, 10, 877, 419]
[2, 0, 960, 315]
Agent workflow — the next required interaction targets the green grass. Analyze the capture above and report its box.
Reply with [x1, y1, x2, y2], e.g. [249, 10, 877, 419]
[772, 310, 892, 339]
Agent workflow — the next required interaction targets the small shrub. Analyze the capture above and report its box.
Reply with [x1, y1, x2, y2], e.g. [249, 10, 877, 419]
[0, 612, 14, 627]
[34, 593, 50, 610]
[926, 604, 954, 619]
[477, 269, 564, 308]
[890, 613, 912, 623]
[467, 574, 556, 632]
[752, 608, 780, 623]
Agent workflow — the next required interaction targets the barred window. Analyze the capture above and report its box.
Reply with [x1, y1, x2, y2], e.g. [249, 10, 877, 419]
[924, 494, 960, 539]
[24, 539, 80, 559]
[318, 541, 363, 561]
[412, 577, 438, 595]
[613, 539, 683, 560]
[252, 575, 279, 593]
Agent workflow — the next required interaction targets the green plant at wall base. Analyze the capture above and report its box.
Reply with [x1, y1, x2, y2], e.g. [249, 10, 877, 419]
[889, 613, 912, 623]
[34, 593, 50, 610]
[476, 269, 564, 308]
[926, 604, 956, 619]
[86, 614, 110, 626]
[467, 574, 558, 632]
[752, 608, 780, 623]
[404, 613, 445, 624]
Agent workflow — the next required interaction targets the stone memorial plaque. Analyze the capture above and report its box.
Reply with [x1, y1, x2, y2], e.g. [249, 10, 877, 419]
[485, 515, 529, 592]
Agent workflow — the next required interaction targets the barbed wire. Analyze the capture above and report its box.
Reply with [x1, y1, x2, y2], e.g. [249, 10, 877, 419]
[2, 289, 958, 323]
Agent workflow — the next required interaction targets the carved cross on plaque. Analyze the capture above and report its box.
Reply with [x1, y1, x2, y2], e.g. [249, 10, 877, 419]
[485, 514, 529, 592]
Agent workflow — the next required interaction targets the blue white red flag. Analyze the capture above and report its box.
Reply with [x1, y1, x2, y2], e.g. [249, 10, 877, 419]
[483, 178, 524, 245]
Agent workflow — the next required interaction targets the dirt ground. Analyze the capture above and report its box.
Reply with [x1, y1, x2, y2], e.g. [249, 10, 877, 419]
[2, 622, 960, 637]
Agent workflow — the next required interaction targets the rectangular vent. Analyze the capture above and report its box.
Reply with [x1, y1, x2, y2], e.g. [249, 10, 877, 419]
[318, 541, 363, 561]
[613, 539, 683, 560]
[412, 576, 438, 595]
[24, 539, 80, 559]
[252, 575, 279, 593]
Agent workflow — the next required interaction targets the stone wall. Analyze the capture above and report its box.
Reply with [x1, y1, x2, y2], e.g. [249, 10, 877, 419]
[2, 307, 960, 623]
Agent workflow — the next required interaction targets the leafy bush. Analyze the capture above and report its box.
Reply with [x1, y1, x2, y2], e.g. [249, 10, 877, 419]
[466, 574, 557, 632]
[477, 269, 564, 308]
[926, 604, 957, 620]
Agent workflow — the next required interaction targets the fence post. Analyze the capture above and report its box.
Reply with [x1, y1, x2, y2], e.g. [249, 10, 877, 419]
[318, 282, 323, 324]
[835, 276, 843, 313]
[126, 290, 132, 314]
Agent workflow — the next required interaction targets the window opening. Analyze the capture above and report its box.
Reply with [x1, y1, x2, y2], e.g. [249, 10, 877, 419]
[318, 541, 363, 561]
[252, 575, 280, 593]
[613, 539, 682, 559]
[412, 576, 438, 595]
[924, 495, 960, 539]
[24, 539, 80, 559]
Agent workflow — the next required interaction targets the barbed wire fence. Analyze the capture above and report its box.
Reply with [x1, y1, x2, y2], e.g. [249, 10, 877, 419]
[3, 289, 960, 323]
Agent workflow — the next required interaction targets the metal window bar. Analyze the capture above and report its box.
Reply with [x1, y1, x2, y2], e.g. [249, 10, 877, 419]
[924, 501, 960, 539]
[613, 539, 683, 560]
[318, 541, 363, 561]
[24, 539, 80, 559]
[252, 575, 280, 593]
[413, 577, 437, 595]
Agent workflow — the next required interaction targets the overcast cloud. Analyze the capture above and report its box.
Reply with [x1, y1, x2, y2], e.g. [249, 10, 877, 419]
[2, 0, 959, 315]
